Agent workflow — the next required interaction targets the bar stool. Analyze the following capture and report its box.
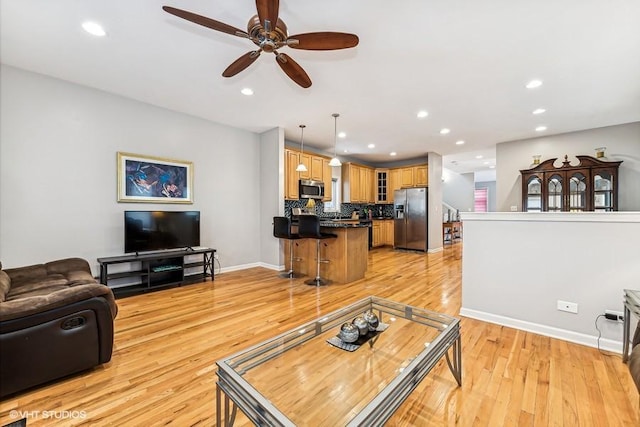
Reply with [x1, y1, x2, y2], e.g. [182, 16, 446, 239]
[297, 215, 337, 286]
[273, 216, 303, 278]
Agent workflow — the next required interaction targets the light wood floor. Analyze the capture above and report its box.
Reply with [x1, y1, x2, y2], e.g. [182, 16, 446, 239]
[1, 245, 638, 426]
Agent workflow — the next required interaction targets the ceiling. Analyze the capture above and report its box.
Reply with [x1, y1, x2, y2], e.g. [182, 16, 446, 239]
[2, 1, 639, 176]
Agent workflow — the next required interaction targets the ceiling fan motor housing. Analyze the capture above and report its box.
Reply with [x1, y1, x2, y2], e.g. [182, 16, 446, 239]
[248, 15, 288, 52]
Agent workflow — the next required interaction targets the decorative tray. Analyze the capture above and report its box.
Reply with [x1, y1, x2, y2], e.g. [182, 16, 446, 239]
[326, 323, 389, 352]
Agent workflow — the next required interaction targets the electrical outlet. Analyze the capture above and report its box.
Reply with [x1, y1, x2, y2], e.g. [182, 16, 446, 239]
[604, 309, 624, 321]
[557, 300, 578, 314]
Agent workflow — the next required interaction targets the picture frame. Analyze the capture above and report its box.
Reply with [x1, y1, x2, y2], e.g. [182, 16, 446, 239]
[117, 152, 193, 203]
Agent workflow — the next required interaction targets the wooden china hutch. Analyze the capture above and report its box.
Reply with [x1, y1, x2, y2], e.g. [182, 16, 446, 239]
[520, 155, 622, 212]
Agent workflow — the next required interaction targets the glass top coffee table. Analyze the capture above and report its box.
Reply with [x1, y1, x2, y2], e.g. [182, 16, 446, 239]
[216, 296, 462, 426]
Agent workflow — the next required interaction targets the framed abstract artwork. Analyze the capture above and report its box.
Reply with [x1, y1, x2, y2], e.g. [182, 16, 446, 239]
[117, 152, 193, 203]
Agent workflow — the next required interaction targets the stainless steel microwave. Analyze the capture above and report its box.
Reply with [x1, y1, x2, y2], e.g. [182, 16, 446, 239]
[299, 179, 324, 199]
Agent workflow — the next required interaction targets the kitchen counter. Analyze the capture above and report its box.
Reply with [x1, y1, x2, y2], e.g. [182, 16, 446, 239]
[287, 221, 368, 284]
[318, 221, 369, 228]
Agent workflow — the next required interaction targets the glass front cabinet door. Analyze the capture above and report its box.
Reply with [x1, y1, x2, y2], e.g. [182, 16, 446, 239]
[520, 155, 621, 212]
[524, 174, 543, 211]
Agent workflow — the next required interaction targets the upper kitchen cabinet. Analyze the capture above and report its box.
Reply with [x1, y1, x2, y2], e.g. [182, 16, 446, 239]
[311, 156, 324, 181]
[413, 165, 428, 186]
[342, 163, 375, 203]
[520, 155, 622, 212]
[375, 169, 389, 203]
[388, 168, 402, 202]
[285, 149, 300, 200]
[322, 158, 333, 202]
[285, 148, 332, 201]
[398, 165, 428, 188]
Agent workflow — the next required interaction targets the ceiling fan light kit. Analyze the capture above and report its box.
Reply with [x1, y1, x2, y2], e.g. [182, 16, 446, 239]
[162, 1, 359, 88]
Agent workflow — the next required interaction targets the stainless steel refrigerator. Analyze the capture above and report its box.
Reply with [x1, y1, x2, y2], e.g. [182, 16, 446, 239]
[394, 187, 428, 251]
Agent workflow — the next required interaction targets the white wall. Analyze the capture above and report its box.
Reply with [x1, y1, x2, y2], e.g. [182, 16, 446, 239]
[496, 122, 640, 212]
[0, 65, 264, 275]
[442, 170, 475, 213]
[460, 212, 640, 353]
[259, 127, 285, 269]
[427, 153, 443, 252]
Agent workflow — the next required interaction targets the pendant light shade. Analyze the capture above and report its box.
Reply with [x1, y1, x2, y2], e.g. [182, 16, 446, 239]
[329, 113, 342, 167]
[296, 124, 308, 172]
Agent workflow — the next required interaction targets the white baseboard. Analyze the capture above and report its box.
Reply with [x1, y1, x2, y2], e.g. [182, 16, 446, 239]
[217, 262, 282, 274]
[459, 307, 623, 354]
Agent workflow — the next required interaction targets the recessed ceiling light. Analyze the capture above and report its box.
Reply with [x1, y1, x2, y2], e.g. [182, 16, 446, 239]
[532, 108, 546, 115]
[417, 110, 429, 119]
[455, 140, 465, 145]
[390, 152, 397, 156]
[240, 88, 254, 96]
[338, 132, 346, 138]
[476, 155, 483, 159]
[526, 79, 543, 89]
[343, 149, 349, 153]
[82, 21, 106, 37]
[483, 161, 489, 165]
[489, 165, 495, 169]
[367, 144, 375, 149]
[440, 128, 450, 135]
[535, 125, 547, 132]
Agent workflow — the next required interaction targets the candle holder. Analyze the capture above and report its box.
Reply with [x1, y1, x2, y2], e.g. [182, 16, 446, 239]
[531, 155, 542, 167]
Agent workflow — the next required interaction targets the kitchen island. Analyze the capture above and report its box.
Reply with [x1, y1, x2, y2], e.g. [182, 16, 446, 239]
[286, 221, 369, 284]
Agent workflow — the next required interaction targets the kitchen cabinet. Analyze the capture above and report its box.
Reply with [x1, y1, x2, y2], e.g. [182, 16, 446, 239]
[285, 149, 300, 200]
[372, 219, 394, 247]
[414, 165, 428, 186]
[372, 222, 382, 247]
[384, 220, 394, 245]
[398, 165, 428, 188]
[311, 156, 324, 181]
[376, 169, 389, 203]
[285, 148, 333, 201]
[520, 155, 622, 212]
[322, 158, 333, 202]
[400, 167, 414, 187]
[362, 166, 375, 203]
[342, 163, 375, 203]
[388, 168, 401, 202]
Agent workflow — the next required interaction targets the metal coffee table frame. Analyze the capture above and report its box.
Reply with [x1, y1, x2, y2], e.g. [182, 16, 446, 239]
[216, 296, 462, 426]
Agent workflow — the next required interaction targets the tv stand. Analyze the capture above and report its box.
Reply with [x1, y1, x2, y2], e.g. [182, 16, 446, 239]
[98, 248, 215, 298]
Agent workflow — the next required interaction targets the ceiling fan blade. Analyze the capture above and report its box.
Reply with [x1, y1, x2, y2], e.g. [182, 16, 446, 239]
[287, 32, 359, 50]
[163, 6, 249, 38]
[222, 50, 261, 77]
[256, 0, 279, 31]
[275, 53, 312, 88]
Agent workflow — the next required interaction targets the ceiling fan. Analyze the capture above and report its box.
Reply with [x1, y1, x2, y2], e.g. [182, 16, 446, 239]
[162, 1, 359, 88]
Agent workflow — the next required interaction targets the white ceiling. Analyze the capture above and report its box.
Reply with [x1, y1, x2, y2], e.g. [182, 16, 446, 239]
[2, 0, 639, 176]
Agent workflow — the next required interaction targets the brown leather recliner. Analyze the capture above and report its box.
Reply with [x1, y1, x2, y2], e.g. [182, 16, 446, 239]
[0, 258, 118, 397]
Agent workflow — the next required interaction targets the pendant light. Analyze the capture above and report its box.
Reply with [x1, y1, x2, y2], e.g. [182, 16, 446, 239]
[328, 113, 342, 167]
[295, 124, 308, 172]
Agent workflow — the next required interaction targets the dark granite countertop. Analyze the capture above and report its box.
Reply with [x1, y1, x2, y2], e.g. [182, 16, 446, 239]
[319, 221, 370, 228]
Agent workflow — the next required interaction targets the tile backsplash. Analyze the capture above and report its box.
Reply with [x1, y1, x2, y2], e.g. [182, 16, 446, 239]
[284, 200, 394, 219]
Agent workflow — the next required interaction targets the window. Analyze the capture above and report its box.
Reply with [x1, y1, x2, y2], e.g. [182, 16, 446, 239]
[474, 188, 488, 212]
[324, 178, 341, 213]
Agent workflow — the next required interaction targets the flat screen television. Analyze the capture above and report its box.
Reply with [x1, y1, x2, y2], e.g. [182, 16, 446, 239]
[124, 211, 200, 254]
